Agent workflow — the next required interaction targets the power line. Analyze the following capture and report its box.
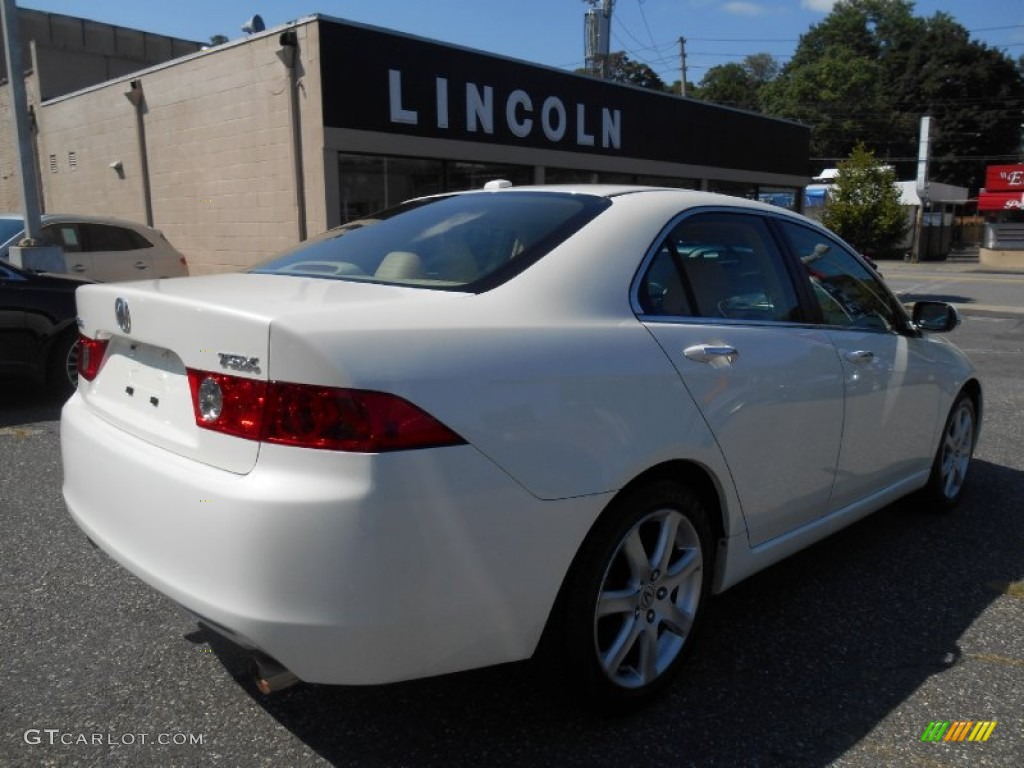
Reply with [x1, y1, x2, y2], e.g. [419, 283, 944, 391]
[635, 0, 658, 53]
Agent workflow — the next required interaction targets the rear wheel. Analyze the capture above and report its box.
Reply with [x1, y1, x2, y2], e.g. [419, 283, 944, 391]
[920, 393, 976, 510]
[47, 331, 79, 399]
[557, 480, 714, 709]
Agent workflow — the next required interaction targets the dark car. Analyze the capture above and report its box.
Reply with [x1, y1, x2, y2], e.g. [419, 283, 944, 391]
[0, 259, 85, 397]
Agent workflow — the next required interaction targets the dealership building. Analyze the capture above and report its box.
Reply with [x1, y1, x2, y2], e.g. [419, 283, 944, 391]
[4, 12, 811, 275]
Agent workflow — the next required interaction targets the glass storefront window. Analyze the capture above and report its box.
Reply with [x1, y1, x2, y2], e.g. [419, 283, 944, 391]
[708, 180, 758, 200]
[544, 168, 599, 184]
[595, 172, 635, 185]
[635, 174, 698, 189]
[338, 155, 444, 223]
[338, 154, 534, 223]
[446, 161, 533, 192]
[758, 186, 800, 211]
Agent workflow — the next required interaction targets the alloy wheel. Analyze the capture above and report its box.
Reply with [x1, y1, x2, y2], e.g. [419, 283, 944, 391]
[594, 507, 704, 689]
[940, 400, 974, 500]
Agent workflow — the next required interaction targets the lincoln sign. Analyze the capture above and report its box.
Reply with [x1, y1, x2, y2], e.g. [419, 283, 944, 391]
[319, 19, 808, 175]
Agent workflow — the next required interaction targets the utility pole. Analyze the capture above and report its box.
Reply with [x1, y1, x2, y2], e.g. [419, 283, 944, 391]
[1, 0, 63, 271]
[679, 37, 687, 96]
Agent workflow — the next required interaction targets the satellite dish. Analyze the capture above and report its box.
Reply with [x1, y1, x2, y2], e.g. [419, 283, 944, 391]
[241, 14, 265, 34]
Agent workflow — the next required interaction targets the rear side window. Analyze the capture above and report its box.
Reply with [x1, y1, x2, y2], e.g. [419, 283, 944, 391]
[639, 211, 801, 322]
[82, 224, 139, 252]
[124, 228, 154, 249]
[252, 192, 610, 290]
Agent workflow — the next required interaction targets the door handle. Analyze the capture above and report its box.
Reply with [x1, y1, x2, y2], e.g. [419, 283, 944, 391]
[71, 264, 86, 272]
[134, 261, 148, 269]
[684, 344, 738, 364]
[845, 350, 874, 363]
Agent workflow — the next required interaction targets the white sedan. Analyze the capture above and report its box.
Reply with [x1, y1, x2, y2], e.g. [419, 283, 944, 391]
[61, 186, 980, 708]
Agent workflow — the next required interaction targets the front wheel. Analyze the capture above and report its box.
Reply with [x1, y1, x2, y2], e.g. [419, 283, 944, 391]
[557, 480, 714, 709]
[921, 393, 977, 510]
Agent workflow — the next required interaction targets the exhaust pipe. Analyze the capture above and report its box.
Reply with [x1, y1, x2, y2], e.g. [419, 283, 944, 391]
[251, 653, 300, 694]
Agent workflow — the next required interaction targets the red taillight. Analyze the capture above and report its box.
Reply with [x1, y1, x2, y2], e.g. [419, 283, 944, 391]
[77, 334, 109, 381]
[186, 370, 465, 452]
[187, 370, 268, 440]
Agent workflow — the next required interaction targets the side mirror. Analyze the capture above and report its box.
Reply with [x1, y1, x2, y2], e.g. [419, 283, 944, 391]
[912, 301, 960, 333]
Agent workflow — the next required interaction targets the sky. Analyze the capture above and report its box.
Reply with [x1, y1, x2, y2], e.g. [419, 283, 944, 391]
[17, 0, 1024, 85]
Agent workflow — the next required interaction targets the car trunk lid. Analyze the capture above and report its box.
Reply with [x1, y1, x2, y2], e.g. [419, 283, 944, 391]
[73, 273, 460, 474]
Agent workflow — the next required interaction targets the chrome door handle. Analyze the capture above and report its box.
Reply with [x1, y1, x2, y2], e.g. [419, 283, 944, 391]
[71, 264, 87, 272]
[684, 344, 738, 364]
[845, 350, 874, 363]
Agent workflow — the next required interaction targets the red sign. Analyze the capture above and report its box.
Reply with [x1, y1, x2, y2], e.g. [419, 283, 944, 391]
[984, 164, 1024, 191]
[978, 190, 1024, 211]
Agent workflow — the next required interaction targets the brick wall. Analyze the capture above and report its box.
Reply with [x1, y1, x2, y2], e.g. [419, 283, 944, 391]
[2, 9, 201, 98]
[37, 21, 325, 275]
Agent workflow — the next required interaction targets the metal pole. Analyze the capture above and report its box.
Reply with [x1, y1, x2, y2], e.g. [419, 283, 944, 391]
[279, 30, 306, 242]
[1, 0, 43, 241]
[125, 80, 154, 227]
[679, 37, 687, 97]
[912, 115, 932, 264]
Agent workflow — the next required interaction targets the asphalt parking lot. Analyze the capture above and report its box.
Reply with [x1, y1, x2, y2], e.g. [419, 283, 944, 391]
[1, 262, 1022, 767]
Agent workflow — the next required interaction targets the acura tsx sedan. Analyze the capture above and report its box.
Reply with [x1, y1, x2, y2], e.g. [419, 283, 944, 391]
[62, 186, 980, 707]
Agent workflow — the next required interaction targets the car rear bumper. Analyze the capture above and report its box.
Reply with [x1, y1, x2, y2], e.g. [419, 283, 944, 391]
[61, 393, 605, 684]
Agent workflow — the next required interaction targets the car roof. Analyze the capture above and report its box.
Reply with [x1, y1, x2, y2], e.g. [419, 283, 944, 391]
[448, 184, 799, 216]
[0, 212, 155, 230]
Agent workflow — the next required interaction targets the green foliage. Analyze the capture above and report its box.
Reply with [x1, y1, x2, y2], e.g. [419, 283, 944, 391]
[821, 144, 908, 258]
[606, 52, 666, 91]
[695, 53, 780, 111]
[577, 52, 666, 92]
[761, 0, 1024, 188]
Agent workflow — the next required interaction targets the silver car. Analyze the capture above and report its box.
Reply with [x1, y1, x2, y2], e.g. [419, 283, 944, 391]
[0, 214, 188, 282]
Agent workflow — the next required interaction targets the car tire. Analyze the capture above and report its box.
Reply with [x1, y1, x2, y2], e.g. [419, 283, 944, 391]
[556, 479, 714, 710]
[47, 330, 79, 399]
[919, 392, 977, 510]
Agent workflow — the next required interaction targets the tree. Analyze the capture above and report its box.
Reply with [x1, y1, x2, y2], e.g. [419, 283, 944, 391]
[894, 13, 1024, 188]
[577, 52, 666, 92]
[697, 63, 760, 110]
[695, 53, 780, 111]
[821, 143, 908, 259]
[743, 53, 780, 84]
[762, 0, 1024, 188]
[208, 34, 229, 46]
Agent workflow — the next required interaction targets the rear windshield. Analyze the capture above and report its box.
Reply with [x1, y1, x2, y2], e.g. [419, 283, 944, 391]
[251, 191, 610, 290]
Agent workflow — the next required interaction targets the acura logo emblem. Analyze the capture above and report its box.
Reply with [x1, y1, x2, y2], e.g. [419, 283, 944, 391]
[115, 298, 131, 334]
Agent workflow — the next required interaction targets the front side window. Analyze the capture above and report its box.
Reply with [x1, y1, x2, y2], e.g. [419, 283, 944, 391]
[42, 224, 82, 252]
[776, 220, 903, 331]
[253, 191, 610, 290]
[638, 211, 801, 322]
